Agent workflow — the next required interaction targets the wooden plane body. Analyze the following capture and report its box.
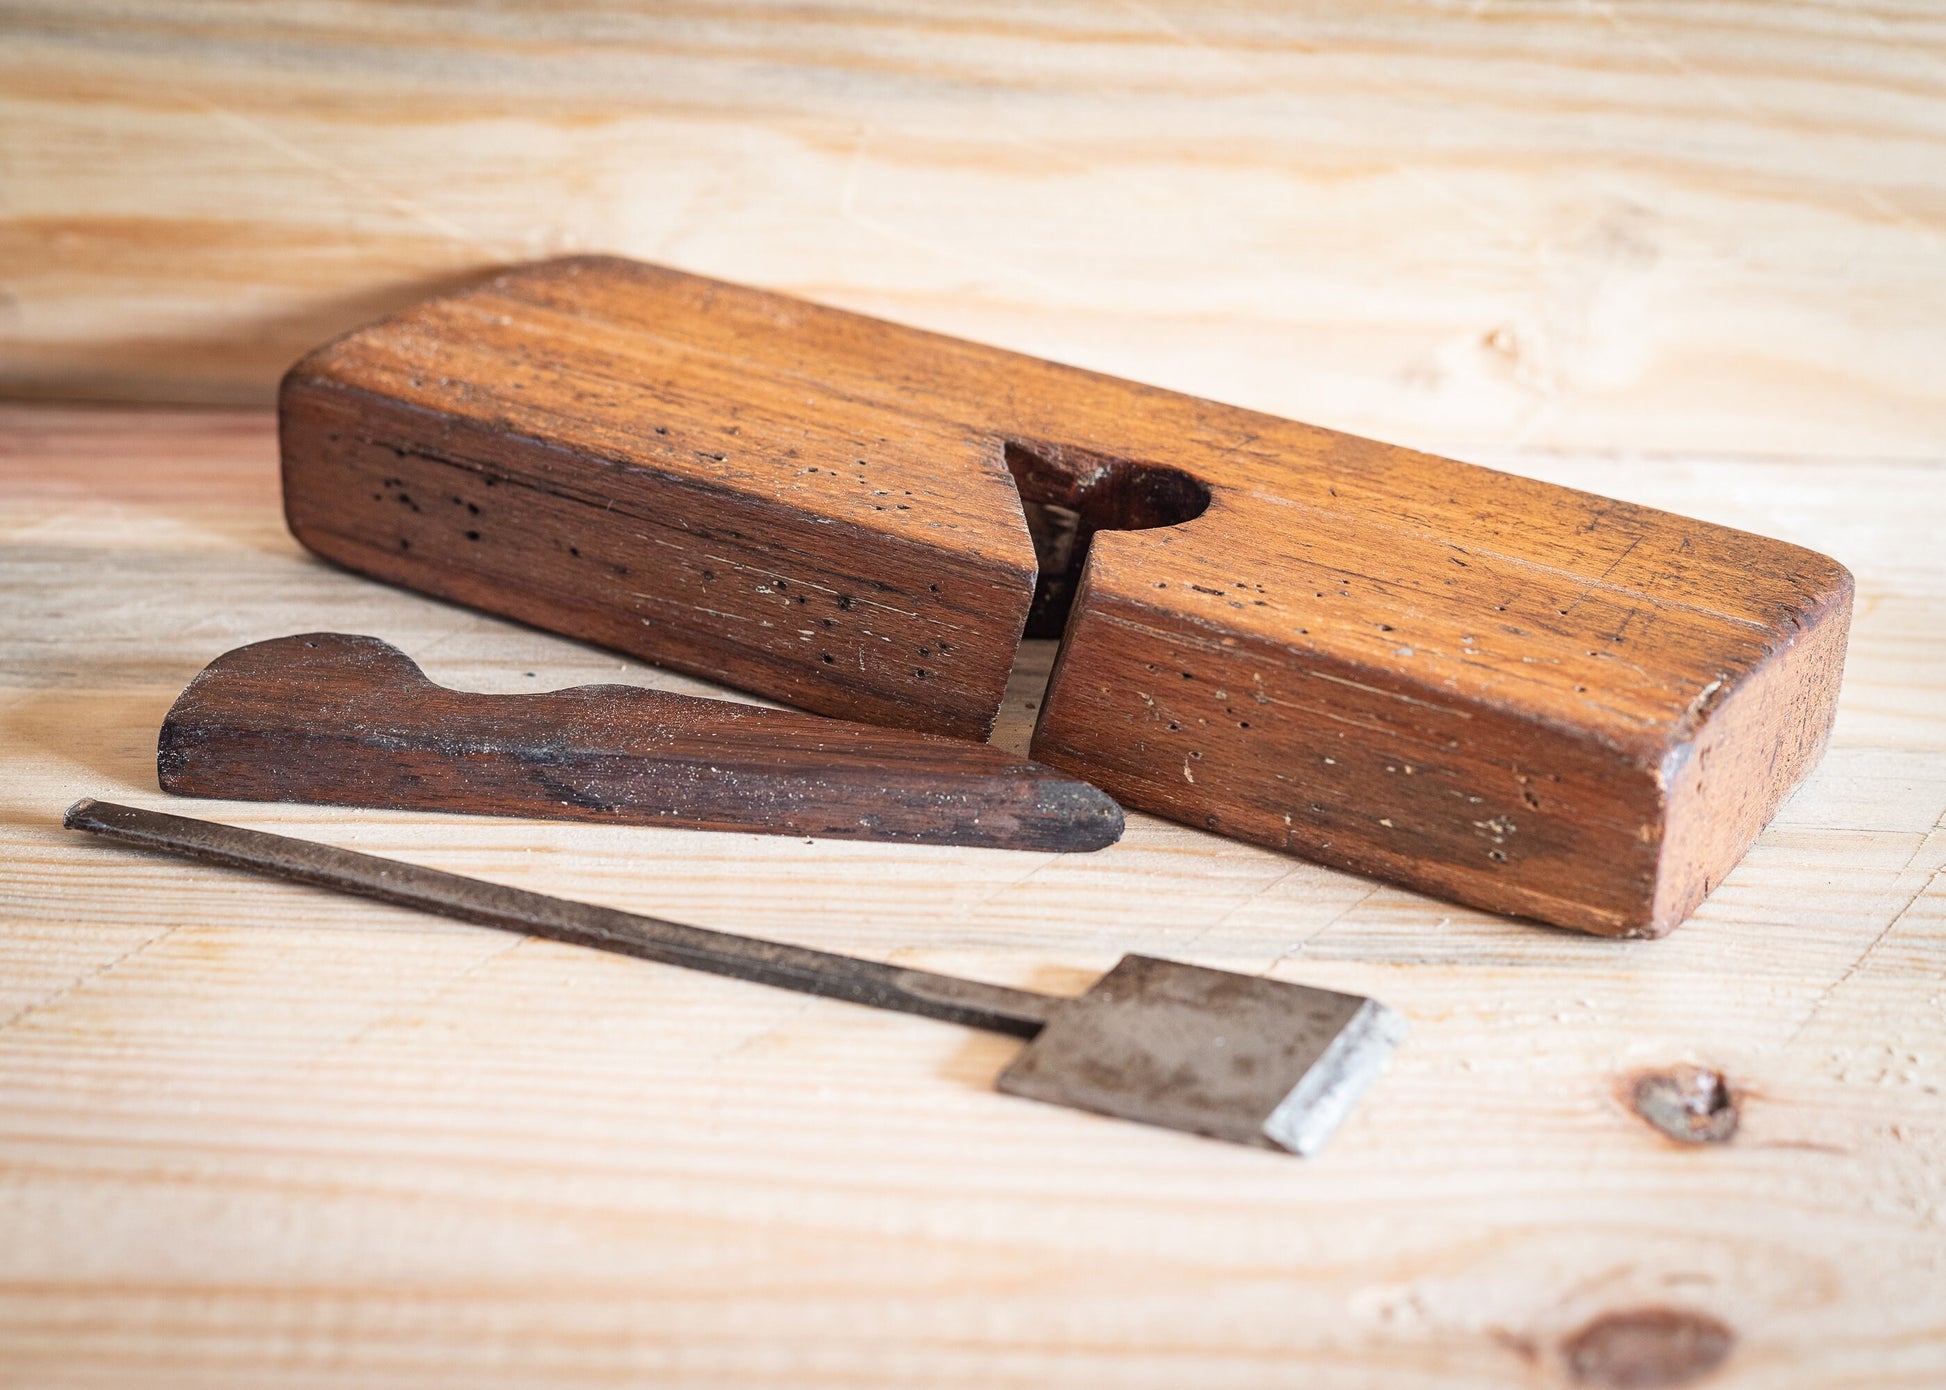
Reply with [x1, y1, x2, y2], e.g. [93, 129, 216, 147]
[280, 257, 1851, 936]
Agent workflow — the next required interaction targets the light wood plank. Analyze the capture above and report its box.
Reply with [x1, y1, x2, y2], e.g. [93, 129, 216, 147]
[4, 2, 1945, 460]
[1, 406, 1942, 1387]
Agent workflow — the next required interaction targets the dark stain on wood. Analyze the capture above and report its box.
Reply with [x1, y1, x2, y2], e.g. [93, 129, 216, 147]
[157, 633, 1123, 851]
[279, 255, 1852, 935]
[1563, 1307, 1736, 1388]
[1628, 1065, 1740, 1144]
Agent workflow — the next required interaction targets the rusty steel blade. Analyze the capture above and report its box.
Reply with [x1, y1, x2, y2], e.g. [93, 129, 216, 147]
[64, 798, 1402, 1154]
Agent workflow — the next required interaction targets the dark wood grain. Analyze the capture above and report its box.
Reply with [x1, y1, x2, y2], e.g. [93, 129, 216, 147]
[280, 257, 1853, 935]
[156, 633, 1124, 851]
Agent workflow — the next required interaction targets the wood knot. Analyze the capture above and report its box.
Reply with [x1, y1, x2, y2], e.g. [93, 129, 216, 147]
[1629, 1065, 1738, 1144]
[1564, 1307, 1735, 1388]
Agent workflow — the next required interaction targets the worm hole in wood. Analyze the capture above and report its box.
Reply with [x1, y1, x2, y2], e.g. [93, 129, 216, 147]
[1002, 440, 1210, 638]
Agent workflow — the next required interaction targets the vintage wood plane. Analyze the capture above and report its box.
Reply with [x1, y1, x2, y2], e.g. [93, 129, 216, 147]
[279, 257, 1851, 936]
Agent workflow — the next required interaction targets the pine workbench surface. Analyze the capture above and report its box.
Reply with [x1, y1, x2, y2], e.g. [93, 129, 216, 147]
[2, 405, 1940, 1387]
[4, 2, 1946, 1386]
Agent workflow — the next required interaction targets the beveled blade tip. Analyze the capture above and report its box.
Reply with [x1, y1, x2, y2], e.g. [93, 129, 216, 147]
[995, 955, 1403, 1155]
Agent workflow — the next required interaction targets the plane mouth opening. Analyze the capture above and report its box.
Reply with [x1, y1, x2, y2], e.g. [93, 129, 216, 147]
[1003, 439, 1211, 639]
